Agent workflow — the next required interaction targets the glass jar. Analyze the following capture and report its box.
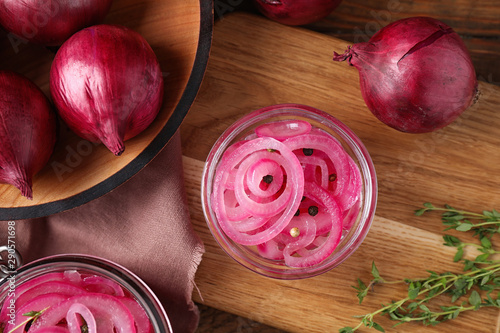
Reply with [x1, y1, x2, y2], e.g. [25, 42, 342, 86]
[0, 253, 172, 332]
[201, 103, 378, 279]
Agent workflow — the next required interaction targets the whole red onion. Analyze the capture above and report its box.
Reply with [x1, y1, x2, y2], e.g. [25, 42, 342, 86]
[0, 0, 114, 46]
[50, 24, 164, 156]
[333, 17, 478, 133]
[253, 0, 342, 26]
[0, 71, 57, 200]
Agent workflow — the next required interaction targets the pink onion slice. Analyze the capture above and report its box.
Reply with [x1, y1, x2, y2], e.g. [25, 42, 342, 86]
[286, 182, 343, 268]
[255, 119, 312, 141]
[245, 158, 284, 198]
[213, 137, 304, 245]
[211, 119, 364, 268]
[14, 281, 87, 311]
[29, 293, 137, 333]
[297, 154, 331, 189]
[0, 272, 65, 322]
[257, 238, 285, 260]
[118, 297, 153, 333]
[66, 303, 98, 333]
[282, 216, 317, 263]
[63, 270, 82, 285]
[82, 276, 125, 297]
[223, 190, 252, 221]
[311, 211, 333, 236]
[234, 150, 293, 218]
[5, 294, 68, 333]
[232, 215, 270, 233]
[337, 157, 362, 212]
[283, 133, 350, 197]
[343, 195, 361, 230]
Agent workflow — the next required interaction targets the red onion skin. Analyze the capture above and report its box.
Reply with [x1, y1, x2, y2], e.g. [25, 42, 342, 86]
[0, 71, 57, 200]
[50, 24, 164, 156]
[0, 0, 113, 46]
[253, 0, 342, 26]
[333, 17, 478, 133]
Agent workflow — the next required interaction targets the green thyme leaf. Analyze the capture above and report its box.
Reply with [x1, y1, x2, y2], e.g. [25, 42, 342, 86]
[454, 247, 464, 262]
[372, 322, 385, 332]
[371, 262, 381, 280]
[408, 283, 420, 300]
[341, 204, 500, 333]
[22, 311, 42, 317]
[469, 291, 482, 308]
[480, 237, 492, 249]
[456, 222, 473, 231]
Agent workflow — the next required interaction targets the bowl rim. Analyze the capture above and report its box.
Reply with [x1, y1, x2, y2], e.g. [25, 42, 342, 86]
[0, 0, 214, 220]
[0, 253, 173, 332]
[201, 103, 378, 279]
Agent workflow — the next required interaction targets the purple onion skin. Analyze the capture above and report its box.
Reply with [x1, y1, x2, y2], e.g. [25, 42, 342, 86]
[253, 0, 342, 26]
[50, 24, 164, 156]
[0, 71, 57, 200]
[333, 17, 478, 133]
[0, 0, 114, 46]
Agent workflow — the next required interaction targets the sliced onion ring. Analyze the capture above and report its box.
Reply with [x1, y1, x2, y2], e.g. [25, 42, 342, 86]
[286, 182, 343, 268]
[212, 137, 304, 245]
[255, 119, 311, 141]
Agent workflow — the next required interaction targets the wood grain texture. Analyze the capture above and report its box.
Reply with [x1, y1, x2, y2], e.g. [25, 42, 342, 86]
[317, 0, 500, 85]
[196, 303, 287, 333]
[239, 0, 500, 85]
[182, 12, 500, 332]
[0, 0, 205, 216]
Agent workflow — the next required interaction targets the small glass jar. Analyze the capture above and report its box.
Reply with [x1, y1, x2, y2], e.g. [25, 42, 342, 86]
[201, 104, 378, 279]
[0, 253, 172, 332]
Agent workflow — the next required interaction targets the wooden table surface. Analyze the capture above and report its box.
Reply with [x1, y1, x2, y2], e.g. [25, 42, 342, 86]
[232, 0, 500, 86]
[182, 12, 500, 333]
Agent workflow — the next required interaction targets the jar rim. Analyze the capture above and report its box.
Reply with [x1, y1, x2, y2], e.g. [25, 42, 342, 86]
[0, 253, 172, 333]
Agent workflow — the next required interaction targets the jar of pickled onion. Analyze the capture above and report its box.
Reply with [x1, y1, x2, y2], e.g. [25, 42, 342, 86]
[0, 252, 172, 333]
[201, 104, 378, 279]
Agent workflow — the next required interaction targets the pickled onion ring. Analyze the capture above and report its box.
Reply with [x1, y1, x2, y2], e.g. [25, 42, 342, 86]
[0, 272, 64, 322]
[223, 190, 252, 221]
[283, 133, 350, 197]
[257, 238, 285, 260]
[12, 281, 87, 313]
[82, 276, 125, 296]
[246, 158, 284, 198]
[29, 294, 136, 332]
[213, 137, 304, 245]
[66, 303, 98, 333]
[335, 157, 362, 212]
[5, 294, 68, 333]
[2, 271, 153, 333]
[343, 195, 361, 230]
[118, 297, 153, 333]
[255, 119, 311, 141]
[232, 215, 270, 232]
[210, 118, 365, 268]
[297, 154, 330, 188]
[282, 216, 317, 264]
[234, 151, 293, 217]
[287, 182, 343, 267]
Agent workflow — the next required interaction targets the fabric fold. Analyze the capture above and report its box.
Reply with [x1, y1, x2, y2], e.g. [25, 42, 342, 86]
[0, 130, 204, 333]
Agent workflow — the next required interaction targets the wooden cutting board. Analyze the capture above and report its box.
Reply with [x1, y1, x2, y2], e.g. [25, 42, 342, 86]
[181, 12, 500, 332]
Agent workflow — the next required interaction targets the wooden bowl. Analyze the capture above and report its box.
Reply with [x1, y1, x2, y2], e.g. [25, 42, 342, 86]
[0, 0, 213, 220]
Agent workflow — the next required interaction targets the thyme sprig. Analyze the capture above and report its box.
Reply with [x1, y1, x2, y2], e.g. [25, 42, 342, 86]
[415, 203, 500, 236]
[339, 203, 500, 332]
[3, 308, 48, 333]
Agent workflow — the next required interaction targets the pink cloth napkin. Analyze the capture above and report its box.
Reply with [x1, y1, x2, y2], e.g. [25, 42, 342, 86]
[1, 130, 205, 333]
